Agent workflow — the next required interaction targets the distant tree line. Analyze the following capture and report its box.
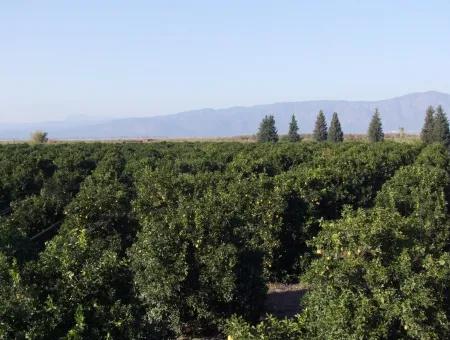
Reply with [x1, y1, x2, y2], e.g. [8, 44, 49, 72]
[23, 105, 450, 146]
[258, 105, 450, 145]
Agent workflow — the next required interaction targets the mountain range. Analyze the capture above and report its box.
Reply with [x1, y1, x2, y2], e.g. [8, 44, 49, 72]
[1, 91, 450, 140]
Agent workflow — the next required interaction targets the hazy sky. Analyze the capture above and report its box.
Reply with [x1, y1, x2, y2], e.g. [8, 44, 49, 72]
[1, 1, 450, 123]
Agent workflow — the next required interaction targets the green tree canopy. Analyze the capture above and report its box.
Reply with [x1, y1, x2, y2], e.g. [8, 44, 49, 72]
[313, 110, 327, 142]
[327, 112, 344, 142]
[287, 114, 301, 142]
[421, 106, 435, 144]
[367, 109, 384, 142]
[433, 105, 450, 147]
[226, 144, 450, 340]
[257, 115, 278, 143]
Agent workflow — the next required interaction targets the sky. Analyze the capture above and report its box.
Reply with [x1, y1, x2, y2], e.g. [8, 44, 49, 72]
[1, 1, 450, 123]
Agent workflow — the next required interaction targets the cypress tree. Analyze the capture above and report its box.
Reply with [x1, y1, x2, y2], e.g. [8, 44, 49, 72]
[327, 112, 344, 142]
[433, 105, 450, 147]
[313, 110, 327, 142]
[367, 108, 384, 142]
[287, 114, 301, 142]
[421, 106, 435, 144]
[257, 115, 279, 143]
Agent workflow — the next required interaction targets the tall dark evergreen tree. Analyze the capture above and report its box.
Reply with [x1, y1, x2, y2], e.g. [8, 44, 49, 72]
[421, 106, 435, 144]
[287, 114, 301, 142]
[257, 115, 279, 143]
[313, 110, 327, 142]
[433, 105, 450, 147]
[367, 108, 384, 142]
[327, 112, 344, 142]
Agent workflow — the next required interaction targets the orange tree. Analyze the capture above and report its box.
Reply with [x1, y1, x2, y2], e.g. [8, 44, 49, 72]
[130, 168, 285, 337]
[227, 144, 450, 339]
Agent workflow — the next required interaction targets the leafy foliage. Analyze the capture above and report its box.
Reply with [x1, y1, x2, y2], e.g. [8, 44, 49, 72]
[368, 108, 384, 142]
[130, 169, 285, 335]
[30, 130, 49, 144]
[30, 152, 151, 339]
[421, 105, 435, 144]
[313, 110, 327, 141]
[226, 314, 306, 339]
[327, 112, 344, 142]
[287, 114, 301, 142]
[301, 207, 450, 339]
[0, 141, 445, 338]
[270, 142, 420, 281]
[433, 105, 450, 147]
[257, 115, 279, 143]
[229, 143, 450, 339]
[0, 253, 38, 339]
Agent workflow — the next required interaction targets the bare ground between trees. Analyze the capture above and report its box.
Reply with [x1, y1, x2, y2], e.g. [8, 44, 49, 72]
[264, 282, 307, 318]
[181, 283, 307, 339]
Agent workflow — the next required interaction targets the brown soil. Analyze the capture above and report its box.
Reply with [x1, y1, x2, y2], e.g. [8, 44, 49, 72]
[264, 283, 307, 318]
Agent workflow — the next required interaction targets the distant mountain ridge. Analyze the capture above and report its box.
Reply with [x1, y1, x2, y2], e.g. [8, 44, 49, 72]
[1, 91, 450, 139]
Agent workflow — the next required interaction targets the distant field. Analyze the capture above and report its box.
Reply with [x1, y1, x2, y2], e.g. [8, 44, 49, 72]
[0, 132, 420, 144]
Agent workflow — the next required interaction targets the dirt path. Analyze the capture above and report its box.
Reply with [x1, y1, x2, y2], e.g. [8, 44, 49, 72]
[264, 283, 307, 318]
